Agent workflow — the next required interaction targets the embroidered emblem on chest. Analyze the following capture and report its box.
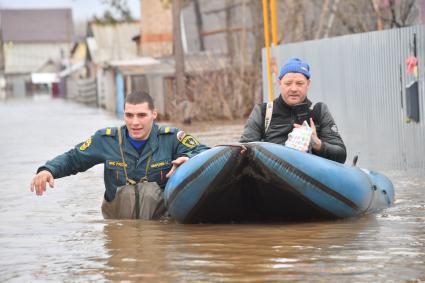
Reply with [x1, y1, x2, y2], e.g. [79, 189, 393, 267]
[151, 160, 170, 169]
[108, 160, 128, 168]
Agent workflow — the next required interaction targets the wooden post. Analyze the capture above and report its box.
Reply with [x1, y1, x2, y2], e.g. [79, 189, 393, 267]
[172, 0, 185, 100]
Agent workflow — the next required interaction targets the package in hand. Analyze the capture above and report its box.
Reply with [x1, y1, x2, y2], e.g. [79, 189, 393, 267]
[285, 121, 312, 152]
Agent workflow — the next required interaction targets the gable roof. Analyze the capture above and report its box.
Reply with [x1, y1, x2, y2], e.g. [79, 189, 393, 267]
[0, 9, 73, 43]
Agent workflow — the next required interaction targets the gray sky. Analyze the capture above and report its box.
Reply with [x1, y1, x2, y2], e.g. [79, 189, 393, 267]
[0, 0, 141, 21]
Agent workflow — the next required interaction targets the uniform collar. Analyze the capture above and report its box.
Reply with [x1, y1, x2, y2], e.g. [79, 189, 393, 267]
[121, 123, 159, 162]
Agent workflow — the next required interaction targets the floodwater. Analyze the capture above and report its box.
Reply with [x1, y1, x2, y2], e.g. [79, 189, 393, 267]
[0, 96, 424, 282]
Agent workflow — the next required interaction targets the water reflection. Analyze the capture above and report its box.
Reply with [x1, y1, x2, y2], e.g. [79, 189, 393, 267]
[99, 217, 392, 282]
[99, 221, 166, 281]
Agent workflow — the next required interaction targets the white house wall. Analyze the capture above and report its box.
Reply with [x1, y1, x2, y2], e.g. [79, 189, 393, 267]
[4, 42, 71, 74]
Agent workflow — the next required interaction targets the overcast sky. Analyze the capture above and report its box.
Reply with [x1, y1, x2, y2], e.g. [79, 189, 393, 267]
[0, 0, 141, 21]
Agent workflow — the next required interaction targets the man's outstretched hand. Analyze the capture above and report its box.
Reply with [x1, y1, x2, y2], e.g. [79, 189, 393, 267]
[30, 170, 54, 196]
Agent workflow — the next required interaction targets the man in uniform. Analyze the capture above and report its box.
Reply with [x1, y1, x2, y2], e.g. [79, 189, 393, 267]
[240, 58, 346, 163]
[30, 91, 209, 219]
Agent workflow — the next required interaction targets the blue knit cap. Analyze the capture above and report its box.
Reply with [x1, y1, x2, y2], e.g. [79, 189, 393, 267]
[278, 58, 311, 80]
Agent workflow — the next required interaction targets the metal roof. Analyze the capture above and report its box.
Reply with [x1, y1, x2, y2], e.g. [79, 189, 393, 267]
[0, 9, 73, 43]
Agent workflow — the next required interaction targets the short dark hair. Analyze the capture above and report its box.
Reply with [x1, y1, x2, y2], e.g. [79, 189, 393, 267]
[125, 91, 155, 110]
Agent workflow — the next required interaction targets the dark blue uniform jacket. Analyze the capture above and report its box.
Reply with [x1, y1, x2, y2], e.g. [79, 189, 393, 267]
[39, 124, 209, 201]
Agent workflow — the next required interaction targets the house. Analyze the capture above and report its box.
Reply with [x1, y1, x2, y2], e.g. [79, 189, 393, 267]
[139, 0, 173, 58]
[87, 21, 139, 63]
[105, 53, 231, 120]
[139, 0, 253, 57]
[86, 21, 140, 109]
[84, 0, 255, 120]
[57, 21, 140, 107]
[31, 59, 62, 97]
[122, 0, 254, 121]
[0, 9, 73, 98]
[58, 40, 97, 105]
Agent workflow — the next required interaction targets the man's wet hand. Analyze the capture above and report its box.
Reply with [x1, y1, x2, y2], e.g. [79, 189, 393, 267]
[166, 156, 189, 178]
[30, 170, 54, 196]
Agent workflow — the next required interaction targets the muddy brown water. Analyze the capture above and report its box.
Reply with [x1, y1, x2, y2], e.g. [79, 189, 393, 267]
[0, 96, 424, 282]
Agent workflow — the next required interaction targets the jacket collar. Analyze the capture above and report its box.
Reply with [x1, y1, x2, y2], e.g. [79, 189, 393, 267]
[121, 123, 159, 162]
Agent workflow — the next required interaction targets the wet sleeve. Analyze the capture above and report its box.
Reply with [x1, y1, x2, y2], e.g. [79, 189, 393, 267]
[239, 104, 263, 143]
[39, 131, 105, 178]
[313, 103, 347, 163]
[173, 131, 210, 159]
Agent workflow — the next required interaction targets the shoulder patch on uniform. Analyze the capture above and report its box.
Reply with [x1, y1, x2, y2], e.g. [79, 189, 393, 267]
[177, 131, 199, 148]
[79, 136, 93, 151]
[159, 126, 178, 134]
[100, 127, 117, 136]
[176, 130, 184, 141]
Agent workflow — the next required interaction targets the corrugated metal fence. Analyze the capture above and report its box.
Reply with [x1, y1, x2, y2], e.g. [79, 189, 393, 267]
[263, 25, 425, 173]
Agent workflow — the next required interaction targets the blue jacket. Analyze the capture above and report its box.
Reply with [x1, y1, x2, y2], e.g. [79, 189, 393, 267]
[38, 124, 209, 201]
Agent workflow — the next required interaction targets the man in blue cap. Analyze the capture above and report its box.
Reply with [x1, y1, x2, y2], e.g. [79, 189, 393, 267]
[240, 58, 346, 163]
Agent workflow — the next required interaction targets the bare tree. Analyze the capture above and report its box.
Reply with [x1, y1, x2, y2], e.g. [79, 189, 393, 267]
[275, 0, 421, 44]
[100, 0, 133, 21]
[323, 0, 340, 38]
[384, 0, 418, 27]
[315, 0, 330, 39]
[248, 0, 265, 104]
[164, 0, 422, 122]
[193, 0, 205, 51]
[371, 0, 384, 30]
[330, 0, 420, 35]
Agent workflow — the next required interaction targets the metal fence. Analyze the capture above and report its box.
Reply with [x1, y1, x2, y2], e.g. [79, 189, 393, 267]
[262, 25, 425, 173]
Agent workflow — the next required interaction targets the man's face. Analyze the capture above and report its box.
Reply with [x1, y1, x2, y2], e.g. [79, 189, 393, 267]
[279, 72, 310, 106]
[124, 102, 157, 140]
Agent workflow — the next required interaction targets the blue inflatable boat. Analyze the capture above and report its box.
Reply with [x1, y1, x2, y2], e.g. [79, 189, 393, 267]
[164, 143, 394, 224]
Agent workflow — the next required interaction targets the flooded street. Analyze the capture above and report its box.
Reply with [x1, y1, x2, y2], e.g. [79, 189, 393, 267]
[1, 97, 424, 282]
